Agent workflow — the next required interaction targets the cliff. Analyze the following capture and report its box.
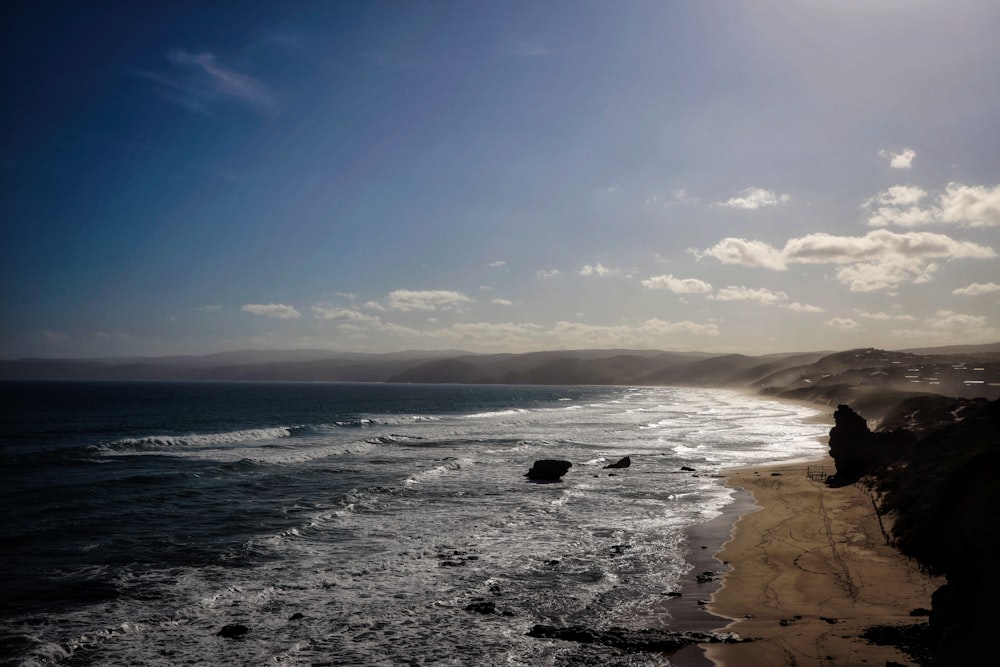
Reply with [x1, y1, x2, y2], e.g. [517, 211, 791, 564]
[827, 397, 1000, 664]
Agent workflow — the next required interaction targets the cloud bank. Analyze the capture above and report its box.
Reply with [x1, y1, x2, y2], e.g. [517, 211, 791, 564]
[695, 229, 995, 291]
[242, 303, 301, 319]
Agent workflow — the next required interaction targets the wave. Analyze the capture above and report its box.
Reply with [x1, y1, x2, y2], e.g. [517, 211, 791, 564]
[461, 408, 530, 419]
[97, 426, 302, 453]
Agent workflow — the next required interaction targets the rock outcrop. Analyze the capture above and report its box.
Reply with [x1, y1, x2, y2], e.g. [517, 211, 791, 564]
[526, 624, 745, 653]
[603, 456, 631, 469]
[827, 404, 913, 482]
[524, 459, 572, 482]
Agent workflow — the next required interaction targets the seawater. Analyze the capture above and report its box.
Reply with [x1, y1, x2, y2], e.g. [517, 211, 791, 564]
[0, 381, 827, 666]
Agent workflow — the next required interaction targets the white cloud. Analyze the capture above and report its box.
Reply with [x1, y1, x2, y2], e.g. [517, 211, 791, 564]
[551, 318, 720, 346]
[879, 148, 916, 168]
[641, 274, 713, 294]
[693, 238, 788, 270]
[930, 310, 988, 330]
[783, 302, 824, 313]
[953, 282, 1000, 296]
[241, 303, 301, 319]
[867, 206, 939, 228]
[489, 261, 507, 268]
[939, 183, 1000, 227]
[578, 263, 626, 278]
[708, 286, 789, 304]
[827, 317, 861, 330]
[834, 259, 940, 292]
[716, 187, 790, 210]
[491, 298, 514, 306]
[537, 269, 561, 279]
[388, 289, 474, 311]
[697, 229, 994, 292]
[363, 300, 386, 311]
[866, 182, 1000, 228]
[783, 230, 992, 264]
[853, 309, 917, 321]
[311, 306, 379, 323]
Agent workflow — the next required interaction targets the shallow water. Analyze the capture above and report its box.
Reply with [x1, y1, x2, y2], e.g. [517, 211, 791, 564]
[0, 381, 827, 665]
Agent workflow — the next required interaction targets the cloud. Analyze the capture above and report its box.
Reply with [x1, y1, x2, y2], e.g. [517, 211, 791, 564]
[537, 269, 561, 279]
[866, 182, 1000, 228]
[641, 274, 713, 294]
[388, 289, 474, 311]
[833, 259, 940, 292]
[929, 310, 988, 330]
[491, 298, 514, 306]
[827, 317, 861, 330]
[854, 309, 916, 321]
[138, 49, 277, 115]
[783, 302, 824, 313]
[363, 300, 386, 311]
[241, 303, 301, 319]
[953, 282, 1000, 296]
[872, 185, 928, 207]
[696, 229, 995, 291]
[550, 318, 720, 346]
[867, 206, 938, 228]
[939, 183, 1000, 227]
[716, 187, 790, 210]
[708, 286, 789, 304]
[311, 306, 379, 323]
[168, 50, 277, 109]
[489, 261, 507, 268]
[578, 263, 626, 278]
[692, 238, 788, 270]
[880, 148, 916, 168]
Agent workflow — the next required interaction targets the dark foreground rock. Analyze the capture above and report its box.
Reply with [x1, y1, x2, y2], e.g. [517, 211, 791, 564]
[524, 459, 572, 482]
[526, 624, 745, 653]
[603, 456, 631, 469]
[217, 623, 250, 639]
[827, 404, 914, 482]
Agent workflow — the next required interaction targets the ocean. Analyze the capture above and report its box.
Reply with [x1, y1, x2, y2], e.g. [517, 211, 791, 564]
[0, 381, 827, 666]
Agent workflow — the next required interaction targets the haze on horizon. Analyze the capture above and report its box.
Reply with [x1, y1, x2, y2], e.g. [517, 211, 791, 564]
[2, 1, 999, 360]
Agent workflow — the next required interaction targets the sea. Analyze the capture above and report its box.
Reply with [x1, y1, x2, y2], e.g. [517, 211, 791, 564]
[0, 381, 828, 666]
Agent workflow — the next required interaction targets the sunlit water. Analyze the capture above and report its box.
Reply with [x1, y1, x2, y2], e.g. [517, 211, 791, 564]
[0, 382, 827, 666]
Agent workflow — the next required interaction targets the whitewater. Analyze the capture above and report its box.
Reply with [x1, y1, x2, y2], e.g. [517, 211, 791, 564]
[0, 381, 827, 666]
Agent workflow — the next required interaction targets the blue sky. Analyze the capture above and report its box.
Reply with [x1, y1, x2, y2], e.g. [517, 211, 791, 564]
[3, 1, 999, 358]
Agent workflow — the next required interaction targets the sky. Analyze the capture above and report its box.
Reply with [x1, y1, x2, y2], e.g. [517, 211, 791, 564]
[2, 0, 999, 358]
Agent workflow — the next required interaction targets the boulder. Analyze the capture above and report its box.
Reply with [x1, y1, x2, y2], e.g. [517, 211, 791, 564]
[604, 456, 631, 469]
[525, 459, 572, 482]
[217, 623, 250, 639]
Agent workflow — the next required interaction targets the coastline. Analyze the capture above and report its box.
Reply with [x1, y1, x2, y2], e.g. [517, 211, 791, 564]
[701, 456, 942, 666]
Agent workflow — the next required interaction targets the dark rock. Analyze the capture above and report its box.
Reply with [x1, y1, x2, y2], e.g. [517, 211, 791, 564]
[525, 624, 745, 653]
[524, 459, 572, 482]
[217, 624, 250, 639]
[604, 456, 631, 469]
[696, 570, 721, 583]
[464, 601, 498, 614]
[288, 612, 304, 621]
[680, 466, 696, 472]
[827, 404, 914, 482]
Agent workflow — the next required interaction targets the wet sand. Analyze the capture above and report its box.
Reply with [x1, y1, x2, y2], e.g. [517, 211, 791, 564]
[702, 457, 942, 666]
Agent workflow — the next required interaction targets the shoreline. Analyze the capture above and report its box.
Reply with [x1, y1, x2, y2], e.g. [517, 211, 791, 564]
[700, 456, 942, 666]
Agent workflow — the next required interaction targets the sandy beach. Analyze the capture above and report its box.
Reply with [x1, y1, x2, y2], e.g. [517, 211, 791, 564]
[702, 456, 941, 666]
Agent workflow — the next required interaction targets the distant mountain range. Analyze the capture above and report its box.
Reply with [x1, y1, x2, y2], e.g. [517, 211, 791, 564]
[3, 343, 999, 412]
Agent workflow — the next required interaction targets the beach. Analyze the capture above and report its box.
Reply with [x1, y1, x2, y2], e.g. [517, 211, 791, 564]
[703, 456, 942, 666]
